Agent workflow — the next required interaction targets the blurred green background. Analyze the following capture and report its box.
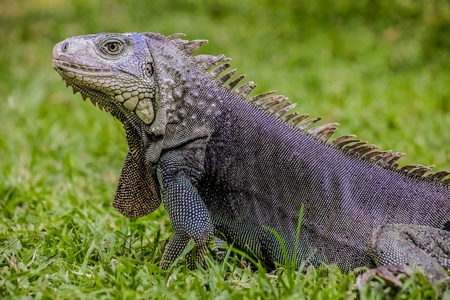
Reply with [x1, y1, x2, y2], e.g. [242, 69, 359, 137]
[1, 0, 450, 297]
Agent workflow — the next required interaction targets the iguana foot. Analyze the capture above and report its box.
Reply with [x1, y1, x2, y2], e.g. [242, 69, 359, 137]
[212, 237, 228, 261]
[356, 265, 412, 291]
[368, 224, 450, 283]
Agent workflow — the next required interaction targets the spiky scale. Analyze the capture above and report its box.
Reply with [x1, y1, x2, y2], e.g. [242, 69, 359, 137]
[363, 150, 384, 160]
[425, 170, 450, 181]
[409, 165, 434, 177]
[343, 141, 368, 151]
[307, 123, 339, 136]
[218, 69, 237, 84]
[260, 96, 287, 110]
[255, 95, 285, 107]
[350, 144, 380, 156]
[268, 100, 293, 115]
[399, 164, 422, 173]
[195, 54, 216, 64]
[274, 103, 297, 118]
[248, 90, 277, 103]
[71, 85, 80, 94]
[319, 127, 338, 142]
[183, 39, 208, 54]
[167, 33, 186, 40]
[361, 145, 380, 153]
[369, 151, 393, 162]
[336, 139, 362, 149]
[378, 152, 405, 167]
[210, 63, 231, 78]
[307, 123, 339, 142]
[172, 38, 187, 46]
[235, 81, 257, 98]
[197, 54, 230, 70]
[226, 74, 246, 90]
[298, 117, 323, 130]
[288, 113, 309, 127]
[281, 111, 299, 123]
[329, 135, 357, 147]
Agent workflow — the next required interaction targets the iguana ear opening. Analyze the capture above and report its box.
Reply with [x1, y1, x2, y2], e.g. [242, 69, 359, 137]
[113, 125, 162, 218]
[141, 33, 169, 138]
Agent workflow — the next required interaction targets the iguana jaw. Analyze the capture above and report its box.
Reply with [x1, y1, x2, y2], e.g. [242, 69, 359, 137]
[53, 58, 115, 109]
[52, 33, 157, 126]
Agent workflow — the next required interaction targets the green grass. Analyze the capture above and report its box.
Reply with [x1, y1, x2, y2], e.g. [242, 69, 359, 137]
[1, 0, 450, 298]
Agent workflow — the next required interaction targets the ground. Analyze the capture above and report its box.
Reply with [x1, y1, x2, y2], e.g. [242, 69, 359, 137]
[1, 0, 449, 298]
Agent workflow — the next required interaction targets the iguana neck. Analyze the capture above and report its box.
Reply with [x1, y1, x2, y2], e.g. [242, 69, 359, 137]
[160, 68, 227, 150]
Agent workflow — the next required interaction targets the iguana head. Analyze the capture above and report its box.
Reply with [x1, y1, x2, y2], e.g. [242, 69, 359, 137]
[53, 33, 159, 125]
[53, 32, 234, 137]
[53, 32, 202, 138]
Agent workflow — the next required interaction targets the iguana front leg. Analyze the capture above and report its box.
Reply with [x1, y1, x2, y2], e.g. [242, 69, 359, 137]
[157, 152, 213, 270]
[360, 224, 450, 287]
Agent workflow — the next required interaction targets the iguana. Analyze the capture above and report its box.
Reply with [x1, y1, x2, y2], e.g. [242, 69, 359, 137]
[52, 32, 450, 285]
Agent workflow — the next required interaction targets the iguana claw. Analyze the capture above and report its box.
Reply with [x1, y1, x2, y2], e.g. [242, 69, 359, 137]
[356, 265, 413, 291]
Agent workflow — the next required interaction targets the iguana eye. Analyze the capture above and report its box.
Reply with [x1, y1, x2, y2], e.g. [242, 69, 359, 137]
[102, 39, 124, 54]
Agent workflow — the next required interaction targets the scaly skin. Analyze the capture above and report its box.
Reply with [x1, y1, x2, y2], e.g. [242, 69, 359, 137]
[53, 32, 450, 284]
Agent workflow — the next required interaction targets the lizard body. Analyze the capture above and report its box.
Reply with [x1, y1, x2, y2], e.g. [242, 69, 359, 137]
[52, 32, 450, 283]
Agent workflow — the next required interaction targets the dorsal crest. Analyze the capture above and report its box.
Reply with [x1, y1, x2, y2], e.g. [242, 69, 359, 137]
[168, 33, 450, 187]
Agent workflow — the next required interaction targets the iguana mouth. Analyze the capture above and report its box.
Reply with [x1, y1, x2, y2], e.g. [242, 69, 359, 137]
[52, 58, 121, 113]
[52, 58, 114, 77]
[61, 77, 116, 112]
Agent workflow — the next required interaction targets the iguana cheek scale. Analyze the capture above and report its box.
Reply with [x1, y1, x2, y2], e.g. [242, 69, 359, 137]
[53, 32, 450, 285]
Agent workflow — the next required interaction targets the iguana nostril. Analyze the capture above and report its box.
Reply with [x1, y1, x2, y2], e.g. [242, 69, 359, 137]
[61, 41, 69, 52]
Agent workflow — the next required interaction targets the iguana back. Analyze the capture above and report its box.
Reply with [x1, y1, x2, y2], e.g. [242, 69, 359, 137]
[199, 89, 450, 270]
